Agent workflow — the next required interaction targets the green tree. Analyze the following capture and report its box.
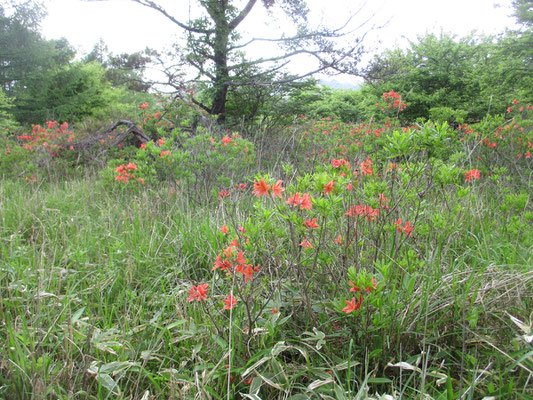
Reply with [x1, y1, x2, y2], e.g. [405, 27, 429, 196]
[0, 2, 74, 93]
[14, 62, 110, 123]
[362, 32, 532, 122]
[0, 89, 18, 132]
[87, 0, 365, 122]
[85, 39, 154, 92]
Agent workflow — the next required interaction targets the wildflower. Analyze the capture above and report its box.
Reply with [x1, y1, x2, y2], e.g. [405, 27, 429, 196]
[342, 295, 363, 313]
[219, 190, 230, 199]
[186, 283, 209, 302]
[323, 180, 335, 195]
[334, 235, 342, 244]
[223, 294, 237, 310]
[464, 169, 480, 182]
[271, 308, 279, 314]
[213, 254, 232, 273]
[395, 219, 414, 236]
[220, 225, 228, 234]
[160, 150, 171, 158]
[221, 136, 232, 146]
[346, 183, 353, 191]
[360, 158, 373, 176]
[349, 281, 360, 292]
[126, 162, 137, 171]
[271, 180, 285, 198]
[299, 238, 313, 249]
[252, 179, 270, 197]
[378, 193, 389, 209]
[366, 277, 377, 293]
[158, 138, 165, 146]
[140, 142, 147, 149]
[303, 218, 319, 229]
[240, 264, 260, 281]
[402, 221, 414, 236]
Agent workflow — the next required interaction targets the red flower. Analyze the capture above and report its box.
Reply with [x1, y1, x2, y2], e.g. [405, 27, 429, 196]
[187, 283, 209, 302]
[220, 225, 228, 234]
[395, 219, 414, 236]
[464, 169, 480, 182]
[300, 193, 312, 210]
[349, 281, 360, 292]
[299, 238, 313, 249]
[158, 138, 165, 146]
[252, 179, 270, 197]
[334, 235, 342, 244]
[342, 295, 363, 313]
[303, 218, 319, 229]
[271, 180, 285, 198]
[218, 190, 230, 199]
[160, 150, 171, 158]
[221, 136, 232, 146]
[360, 158, 373, 176]
[402, 221, 414, 236]
[223, 294, 237, 310]
[286, 192, 313, 210]
[323, 180, 335, 195]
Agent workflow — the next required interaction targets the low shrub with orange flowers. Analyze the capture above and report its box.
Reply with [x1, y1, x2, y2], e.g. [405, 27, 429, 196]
[0, 95, 531, 399]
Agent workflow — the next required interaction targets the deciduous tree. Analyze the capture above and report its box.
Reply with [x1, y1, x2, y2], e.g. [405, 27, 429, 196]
[87, 0, 368, 121]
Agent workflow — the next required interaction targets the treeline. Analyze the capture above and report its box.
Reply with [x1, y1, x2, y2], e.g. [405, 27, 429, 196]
[1, 0, 532, 130]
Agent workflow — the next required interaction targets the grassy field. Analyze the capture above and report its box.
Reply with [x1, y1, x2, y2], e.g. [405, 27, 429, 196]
[0, 107, 532, 399]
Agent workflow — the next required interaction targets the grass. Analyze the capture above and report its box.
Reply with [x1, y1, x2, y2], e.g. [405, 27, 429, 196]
[0, 115, 532, 399]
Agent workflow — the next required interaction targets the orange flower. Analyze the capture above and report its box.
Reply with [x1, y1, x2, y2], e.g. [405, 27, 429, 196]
[342, 295, 362, 313]
[221, 136, 232, 146]
[323, 180, 335, 195]
[223, 294, 237, 310]
[271, 180, 285, 198]
[253, 179, 270, 197]
[299, 238, 313, 249]
[303, 218, 319, 229]
[334, 235, 342, 244]
[220, 225, 228, 235]
[186, 283, 209, 302]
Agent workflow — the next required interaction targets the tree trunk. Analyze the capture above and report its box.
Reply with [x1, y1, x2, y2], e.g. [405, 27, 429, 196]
[210, 6, 230, 123]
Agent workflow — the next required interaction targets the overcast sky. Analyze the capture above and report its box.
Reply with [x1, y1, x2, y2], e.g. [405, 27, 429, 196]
[40, 0, 519, 82]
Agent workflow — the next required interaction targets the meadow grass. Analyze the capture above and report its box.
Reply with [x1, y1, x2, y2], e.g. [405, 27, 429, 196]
[0, 117, 532, 399]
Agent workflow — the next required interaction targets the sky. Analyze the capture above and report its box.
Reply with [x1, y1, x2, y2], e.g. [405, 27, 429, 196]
[40, 0, 519, 83]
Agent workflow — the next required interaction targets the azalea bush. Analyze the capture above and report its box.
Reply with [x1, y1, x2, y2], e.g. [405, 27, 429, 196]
[0, 95, 531, 399]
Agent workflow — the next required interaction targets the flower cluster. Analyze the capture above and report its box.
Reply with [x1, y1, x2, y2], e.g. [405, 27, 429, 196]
[381, 90, 407, 111]
[395, 218, 414, 236]
[213, 244, 260, 282]
[186, 283, 209, 302]
[464, 169, 480, 182]
[115, 162, 143, 183]
[286, 192, 313, 210]
[252, 178, 284, 198]
[345, 204, 380, 221]
[343, 277, 378, 313]
[16, 121, 74, 154]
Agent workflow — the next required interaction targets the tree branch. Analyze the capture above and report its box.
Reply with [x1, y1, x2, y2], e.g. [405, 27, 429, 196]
[229, 0, 257, 30]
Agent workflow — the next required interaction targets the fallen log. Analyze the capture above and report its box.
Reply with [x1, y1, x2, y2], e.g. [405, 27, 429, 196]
[72, 120, 151, 151]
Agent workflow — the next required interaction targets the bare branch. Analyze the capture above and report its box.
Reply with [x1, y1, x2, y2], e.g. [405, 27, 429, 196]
[84, 0, 213, 34]
[229, 0, 258, 30]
